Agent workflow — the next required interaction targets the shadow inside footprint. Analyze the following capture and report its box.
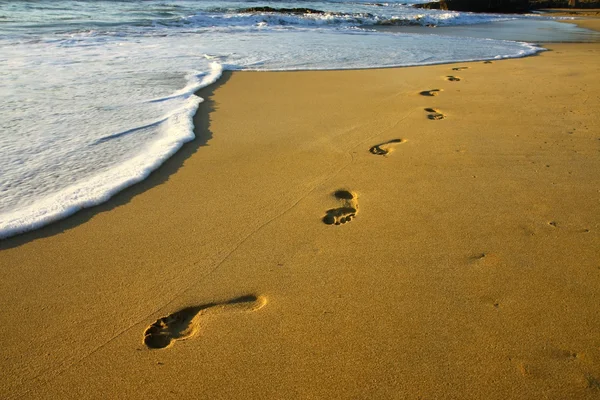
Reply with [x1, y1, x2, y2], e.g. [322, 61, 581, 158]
[452, 66, 469, 71]
[424, 108, 445, 120]
[420, 89, 442, 96]
[323, 190, 358, 225]
[323, 207, 357, 225]
[369, 138, 403, 156]
[143, 295, 265, 349]
[428, 113, 445, 120]
[446, 75, 461, 82]
[333, 190, 354, 200]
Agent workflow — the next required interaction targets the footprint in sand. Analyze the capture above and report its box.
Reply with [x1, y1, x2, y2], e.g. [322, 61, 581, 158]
[452, 66, 469, 71]
[424, 107, 445, 120]
[516, 361, 533, 377]
[323, 190, 358, 226]
[469, 252, 499, 267]
[586, 375, 600, 390]
[549, 348, 581, 361]
[420, 89, 442, 96]
[446, 75, 461, 82]
[369, 138, 404, 155]
[143, 295, 266, 349]
[483, 60, 494, 64]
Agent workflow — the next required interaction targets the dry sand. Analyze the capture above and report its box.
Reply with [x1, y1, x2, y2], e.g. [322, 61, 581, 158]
[1, 19, 599, 400]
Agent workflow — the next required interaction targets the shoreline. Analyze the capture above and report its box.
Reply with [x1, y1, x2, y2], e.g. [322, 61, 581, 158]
[1, 55, 549, 246]
[548, 8, 600, 30]
[372, 11, 600, 43]
[1, 17, 600, 400]
[1, 14, 597, 245]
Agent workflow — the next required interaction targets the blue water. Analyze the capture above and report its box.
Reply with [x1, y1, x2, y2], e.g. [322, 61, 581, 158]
[0, 0, 586, 239]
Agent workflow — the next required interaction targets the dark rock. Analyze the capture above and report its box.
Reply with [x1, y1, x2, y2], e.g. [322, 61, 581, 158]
[414, 0, 530, 13]
[529, 0, 600, 8]
[375, 17, 426, 26]
[414, 0, 600, 12]
[413, 1, 447, 10]
[239, 7, 328, 15]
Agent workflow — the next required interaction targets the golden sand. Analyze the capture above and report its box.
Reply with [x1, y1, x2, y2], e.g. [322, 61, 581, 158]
[1, 20, 599, 400]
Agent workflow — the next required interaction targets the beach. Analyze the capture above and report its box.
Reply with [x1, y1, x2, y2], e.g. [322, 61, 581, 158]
[1, 15, 600, 400]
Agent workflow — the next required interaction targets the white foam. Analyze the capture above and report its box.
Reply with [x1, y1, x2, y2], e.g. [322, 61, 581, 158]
[0, 4, 549, 240]
[176, 9, 521, 29]
[0, 62, 221, 239]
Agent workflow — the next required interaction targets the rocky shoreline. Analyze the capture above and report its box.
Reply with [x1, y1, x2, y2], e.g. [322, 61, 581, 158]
[414, 0, 600, 13]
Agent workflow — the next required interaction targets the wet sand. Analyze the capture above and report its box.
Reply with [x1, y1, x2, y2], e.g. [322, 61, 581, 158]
[1, 19, 599, 400]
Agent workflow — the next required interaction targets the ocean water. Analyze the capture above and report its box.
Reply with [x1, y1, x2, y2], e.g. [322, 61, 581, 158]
[0, 0, 575, 239]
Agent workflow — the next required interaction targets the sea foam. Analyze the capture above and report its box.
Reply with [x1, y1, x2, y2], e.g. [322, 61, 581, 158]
[0, 62, 222, 239]
[0, 0, 552, 240]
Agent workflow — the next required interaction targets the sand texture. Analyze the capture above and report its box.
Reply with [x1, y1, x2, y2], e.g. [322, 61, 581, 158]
[1, 38, 599, 398]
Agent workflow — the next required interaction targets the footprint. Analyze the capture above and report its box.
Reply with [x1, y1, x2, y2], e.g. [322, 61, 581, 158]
[323, 190, 358, 226]
[452, 66, 469, 71]
[446, 75, 461, 82]
[420, 89, 442, 96]
[143, 295, 266, 349]
[480, 295, 501, 309]
[369, 138, 404, 155]
[424, 107, 445, 120]
[469, 252, 500, 268]
[586, 375, 600, 390]
[549, 348, 580, 361]
[516, 361, 533, 377]
[483, 61, 494, 64]
[428, 113, 445, 120]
